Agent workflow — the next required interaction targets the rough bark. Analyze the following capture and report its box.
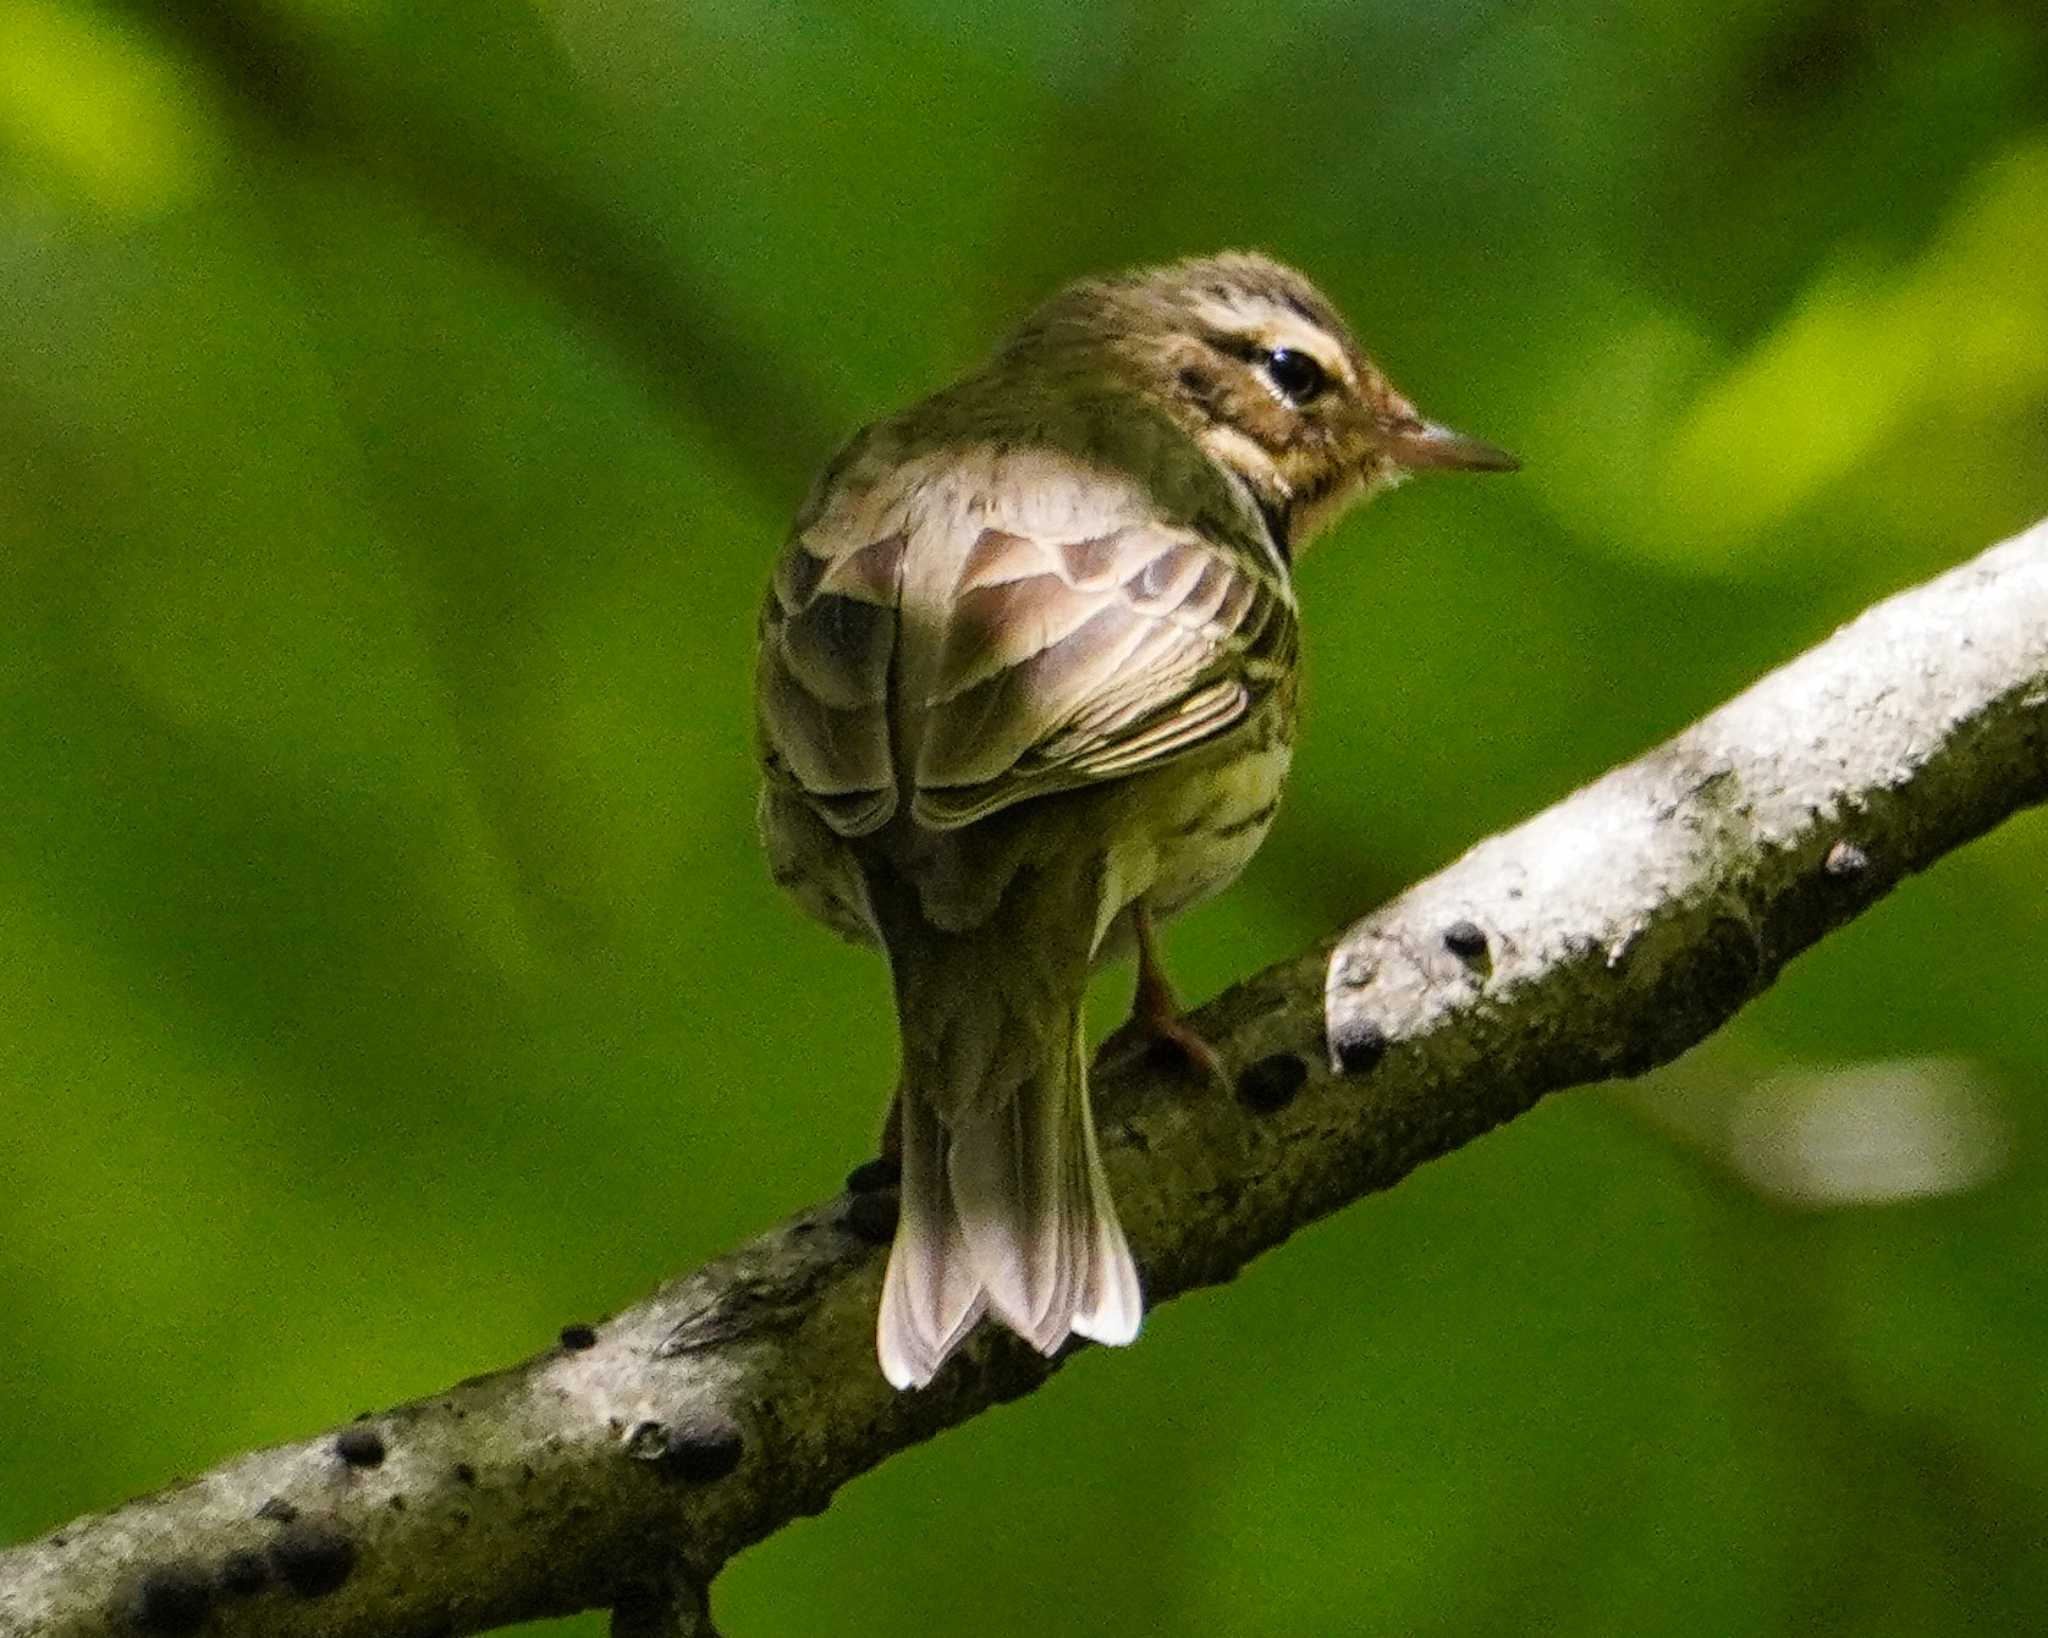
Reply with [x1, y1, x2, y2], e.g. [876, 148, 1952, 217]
[4, 518, 2045, 1638]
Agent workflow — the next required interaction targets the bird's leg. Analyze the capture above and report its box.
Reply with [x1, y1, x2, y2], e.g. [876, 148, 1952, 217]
[1102, 904, 1225, 1081]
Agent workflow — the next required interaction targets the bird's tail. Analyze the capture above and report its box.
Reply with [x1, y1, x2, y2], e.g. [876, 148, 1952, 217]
[877, 997, 1142, 1391]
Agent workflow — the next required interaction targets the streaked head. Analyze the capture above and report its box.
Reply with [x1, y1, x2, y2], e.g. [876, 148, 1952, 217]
[1003, 250, 1516, 555]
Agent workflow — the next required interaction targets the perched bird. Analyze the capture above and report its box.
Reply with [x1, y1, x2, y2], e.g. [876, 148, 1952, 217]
[755, 251, 1516, 1388]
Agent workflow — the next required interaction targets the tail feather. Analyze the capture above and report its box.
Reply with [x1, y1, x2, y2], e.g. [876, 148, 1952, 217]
[877, 1020, 1142, 1387]
[948, 1059, 1073, 1351]
[1068, 1085, 1142, 1346]
[878, 1089, 987, 1390]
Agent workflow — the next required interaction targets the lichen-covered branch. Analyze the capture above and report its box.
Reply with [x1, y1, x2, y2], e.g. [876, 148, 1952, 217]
[4, 519, 2044, 1638]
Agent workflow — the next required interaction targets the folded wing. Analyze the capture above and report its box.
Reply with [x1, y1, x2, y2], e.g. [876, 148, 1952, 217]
[757, 453, 1295, 838]
[910, 520, 1293, 826]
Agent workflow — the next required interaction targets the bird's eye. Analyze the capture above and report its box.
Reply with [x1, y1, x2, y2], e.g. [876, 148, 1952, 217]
[1262, 347, 1328, 405]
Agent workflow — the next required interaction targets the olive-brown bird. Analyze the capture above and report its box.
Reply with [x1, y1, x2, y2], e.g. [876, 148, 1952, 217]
[755, 251, 1515, 1388]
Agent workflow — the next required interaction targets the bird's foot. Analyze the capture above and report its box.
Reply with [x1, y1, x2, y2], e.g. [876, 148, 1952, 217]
[1097, 1003, 1226, 1083]
[1097, 902, 1226, 1083]
[1145, 1012, 1226, 1081]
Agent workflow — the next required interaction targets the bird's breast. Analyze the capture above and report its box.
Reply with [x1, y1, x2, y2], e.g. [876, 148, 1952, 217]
[1125, 691, 1297, 924]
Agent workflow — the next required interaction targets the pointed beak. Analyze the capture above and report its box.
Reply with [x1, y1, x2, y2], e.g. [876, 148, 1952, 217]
[1383, 419, 1520, 474]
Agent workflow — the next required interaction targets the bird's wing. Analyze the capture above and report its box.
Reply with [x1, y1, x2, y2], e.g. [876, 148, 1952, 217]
[909, 503, 1296, 830]
[756, 492, 910, 838]
[757, 441, 1295, 838]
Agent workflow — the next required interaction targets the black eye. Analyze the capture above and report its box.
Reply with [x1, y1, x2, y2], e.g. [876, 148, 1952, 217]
[1262, 347, 1328, 405]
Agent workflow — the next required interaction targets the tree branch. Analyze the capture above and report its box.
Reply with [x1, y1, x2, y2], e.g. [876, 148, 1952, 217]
[5, 518, 2045, 1637]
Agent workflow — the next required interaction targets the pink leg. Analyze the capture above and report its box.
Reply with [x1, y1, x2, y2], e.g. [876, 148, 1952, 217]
[1103, 904, 1224, 1080]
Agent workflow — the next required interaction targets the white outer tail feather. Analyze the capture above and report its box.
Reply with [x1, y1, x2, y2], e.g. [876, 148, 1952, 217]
[878, 1045, 1141, 1390]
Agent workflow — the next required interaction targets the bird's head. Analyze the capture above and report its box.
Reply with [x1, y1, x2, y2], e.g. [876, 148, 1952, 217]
[1002, 250, 1517, 557]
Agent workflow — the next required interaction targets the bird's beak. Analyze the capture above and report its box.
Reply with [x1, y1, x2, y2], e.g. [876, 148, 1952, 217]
[1383, 418, 1520, 474]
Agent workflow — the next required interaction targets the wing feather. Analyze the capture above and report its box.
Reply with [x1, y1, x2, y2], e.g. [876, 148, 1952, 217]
[911, 517, 1293, 829]
[757, 442, 1295, 841]
[756, 525, 908, 837]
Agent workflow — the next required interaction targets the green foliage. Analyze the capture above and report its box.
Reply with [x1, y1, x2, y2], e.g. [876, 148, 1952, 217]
[2, 2, 2045, 1631]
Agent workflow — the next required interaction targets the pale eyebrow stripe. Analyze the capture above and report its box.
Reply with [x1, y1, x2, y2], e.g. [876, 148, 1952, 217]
[1189, 296, 1351, 391]
[1192, 295, 1341, 356]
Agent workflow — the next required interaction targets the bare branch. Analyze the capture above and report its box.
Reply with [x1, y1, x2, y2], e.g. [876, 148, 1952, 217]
[4, 519, 2044, 1637]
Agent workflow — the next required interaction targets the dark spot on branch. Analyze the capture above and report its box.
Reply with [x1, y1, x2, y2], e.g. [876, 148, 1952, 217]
[255, 1496, 298, 1524]
[845, 1156, 901, 1194]
[217, 1550, 269, 1598]
[842, 1190, 900, 1244]
[333, 1426, 385, 1468]
[453, 1462, 477, 1486]
[1334, 1019, 1389, 1076]
[625, 1421, 668, 1461]
[669, 1415, 747, 1483]
[267, 1521, 356, 1598]
[1442, 919, 1488, 959]
[121, 1561, 212, 1635]
[559, 1323, 598, 1351]
[627, 1413, 745, 1483]
[1237, 1053, 1308, 1112]
[1825, 839, 1869, 877]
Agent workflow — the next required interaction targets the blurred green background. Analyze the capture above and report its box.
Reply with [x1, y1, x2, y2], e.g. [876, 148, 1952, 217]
[4, 1, 2046, 1633]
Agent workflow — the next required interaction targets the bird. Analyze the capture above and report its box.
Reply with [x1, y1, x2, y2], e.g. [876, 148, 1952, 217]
[754, 251, 1516, 1389]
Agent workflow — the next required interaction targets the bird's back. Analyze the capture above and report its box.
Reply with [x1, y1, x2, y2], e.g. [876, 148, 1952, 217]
[756, 403, 1297, 940]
